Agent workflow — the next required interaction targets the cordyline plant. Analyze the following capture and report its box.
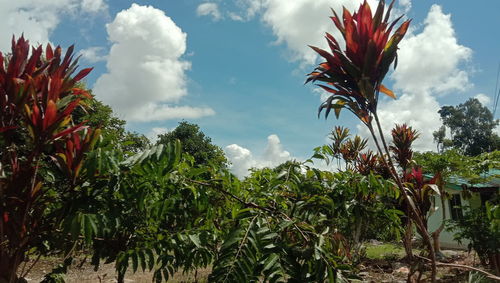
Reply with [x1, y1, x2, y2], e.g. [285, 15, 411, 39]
[306, 1, 440, 281]
[0, 36, 97, 282]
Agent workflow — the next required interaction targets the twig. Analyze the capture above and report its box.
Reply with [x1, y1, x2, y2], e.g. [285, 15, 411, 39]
[279, 212, 309, 243]
[188, 179, 274, 213]
[224, 215, 258, 283]
[21, 253, 42, 278]
[189, 179, 310, 243]
[415, 255, 500, 281]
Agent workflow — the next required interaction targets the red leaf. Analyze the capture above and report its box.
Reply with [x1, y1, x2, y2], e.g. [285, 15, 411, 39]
[32, 104, 40, 127]
[43, 100, 57, 130]
[46, 44, 54, 60]
[73, 67, 93, 82]
[52, 123, 88, 140]
[61, 98, 81, 118]
[0, 126, 17, 132]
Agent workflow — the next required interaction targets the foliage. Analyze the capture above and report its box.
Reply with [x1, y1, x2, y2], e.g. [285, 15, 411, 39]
[435, 98, 500, 156]
[447, 201, 500, 272]
[209, 162, 401, 282]
[302, 4, 443, 280]
[314, 127, 390, 179]
[307, 0, 409, 124]
[73, 97, 150, 155]
[390, 124, 419, 173]
[81, 140, 225, 282]
[0, 36, 96, 282]
[414, 150, 500, 185]
[156, 121, 227, 167]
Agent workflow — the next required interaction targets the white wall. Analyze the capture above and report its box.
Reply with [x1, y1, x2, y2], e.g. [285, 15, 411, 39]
[427, 192, 473, 250]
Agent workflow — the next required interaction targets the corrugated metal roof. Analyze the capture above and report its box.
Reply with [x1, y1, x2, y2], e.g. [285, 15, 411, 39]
[425, 169, 499, 191]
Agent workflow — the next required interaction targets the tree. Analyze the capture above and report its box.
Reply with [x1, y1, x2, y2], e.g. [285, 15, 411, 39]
[73, 94, 150, 154]
[436, 98, 499, 156]
[156, 121, 227, 167]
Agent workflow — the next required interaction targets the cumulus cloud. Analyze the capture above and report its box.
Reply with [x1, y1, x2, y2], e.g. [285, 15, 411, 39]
[93, 4, 214, 122]
[225, 134, 292, 178]
[257, 0, 381, 65]
[391, 5, 472, 95]
[474, 93, 491, 106]
[79, 46, 107, 63]
[0, 0, 107, 52]
[225, 144, 256, 178]
[359, 5, 472, 152]
[196, 2, 222, 21]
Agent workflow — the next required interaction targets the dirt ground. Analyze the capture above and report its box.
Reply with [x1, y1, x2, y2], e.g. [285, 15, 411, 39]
[23, 257, 210, 283]
[358, 249, 478, 282]
[23, 249, 490, 282]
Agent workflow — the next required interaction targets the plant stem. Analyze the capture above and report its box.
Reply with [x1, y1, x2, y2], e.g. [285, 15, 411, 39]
[371, 112, 437, 283]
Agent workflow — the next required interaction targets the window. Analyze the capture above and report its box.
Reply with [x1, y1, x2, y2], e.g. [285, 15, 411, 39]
[449, 194, 463, 220]
[480, 191, 494, 206]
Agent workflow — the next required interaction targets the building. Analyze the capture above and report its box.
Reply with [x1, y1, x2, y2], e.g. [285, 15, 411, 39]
[426, 169, 499, 249]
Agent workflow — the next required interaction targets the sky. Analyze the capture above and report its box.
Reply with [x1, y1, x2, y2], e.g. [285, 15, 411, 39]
[1, 0, 499, 177]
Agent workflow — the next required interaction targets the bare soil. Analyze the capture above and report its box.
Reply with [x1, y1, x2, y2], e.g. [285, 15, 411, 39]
[23, 257, 210, 283]
[23, 250, 490, 282]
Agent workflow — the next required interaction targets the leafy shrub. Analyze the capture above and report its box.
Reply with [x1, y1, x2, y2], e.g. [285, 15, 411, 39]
[448, 200, 500, 273]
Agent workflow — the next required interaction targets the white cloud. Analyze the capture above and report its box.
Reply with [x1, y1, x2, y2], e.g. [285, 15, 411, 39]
[128, 105, 215, 122]
[93, 4, 214, 122]
[398, 0, 412, 14]
[213, 0, 410, 65]
[0, 0, 107, 52]
[225, 144, 257, 178]
[196, 2, 222, 21]
[257, 0, 380, 65]
[313, 88, 330, 103]
[79, 46, 107, 63]
[225, 134, 292, 178]
[147, 127, 170, 142]
[229, 0, 264, 21]
[359, 5, 472, 152]
[391, 5, 472, 95]
[474, 93, 491, 106]
[81, 0, 107, 13]
[263, 134, 291, 163]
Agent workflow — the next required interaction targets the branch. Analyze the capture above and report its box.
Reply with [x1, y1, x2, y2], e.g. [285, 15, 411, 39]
[188, 179, 274, 213]
[189, 179, 310, 243]
[415, 255, 500, 281]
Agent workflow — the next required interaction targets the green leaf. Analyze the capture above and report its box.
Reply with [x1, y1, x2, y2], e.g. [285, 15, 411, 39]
[188, 234, 202, 248]
[262, 253, 279, 272]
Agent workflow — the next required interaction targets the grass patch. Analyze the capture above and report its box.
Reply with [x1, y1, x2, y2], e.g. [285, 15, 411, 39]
[364, 243, 405, 260]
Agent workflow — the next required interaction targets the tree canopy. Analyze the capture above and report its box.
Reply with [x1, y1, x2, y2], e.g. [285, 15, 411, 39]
[156, 121, 227, 167]
[435, 98, 499, 156]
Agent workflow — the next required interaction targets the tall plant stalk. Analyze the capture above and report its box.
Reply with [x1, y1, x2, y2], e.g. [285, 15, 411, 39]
[306, 1, 437, 280]
[372, 111, 437, 281]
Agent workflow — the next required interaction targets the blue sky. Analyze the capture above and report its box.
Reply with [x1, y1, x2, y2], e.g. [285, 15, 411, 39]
[1, 0, 499, 176]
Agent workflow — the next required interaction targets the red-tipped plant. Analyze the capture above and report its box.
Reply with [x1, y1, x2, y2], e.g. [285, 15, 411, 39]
[306, 1, 439, 281]
[390, 123, 419, 173]
[0, 36, 97, 282]
[307, 0, 409, 125]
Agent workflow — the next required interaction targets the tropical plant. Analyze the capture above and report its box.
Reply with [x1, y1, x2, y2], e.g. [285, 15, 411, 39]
[305, 1, 440, 280]
[448, 201, 500, 274]
[209, 161, 402, 282]
[0, 36, 96, 282]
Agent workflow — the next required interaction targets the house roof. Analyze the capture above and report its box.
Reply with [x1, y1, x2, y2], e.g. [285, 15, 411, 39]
[425, 169, 499, 192]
